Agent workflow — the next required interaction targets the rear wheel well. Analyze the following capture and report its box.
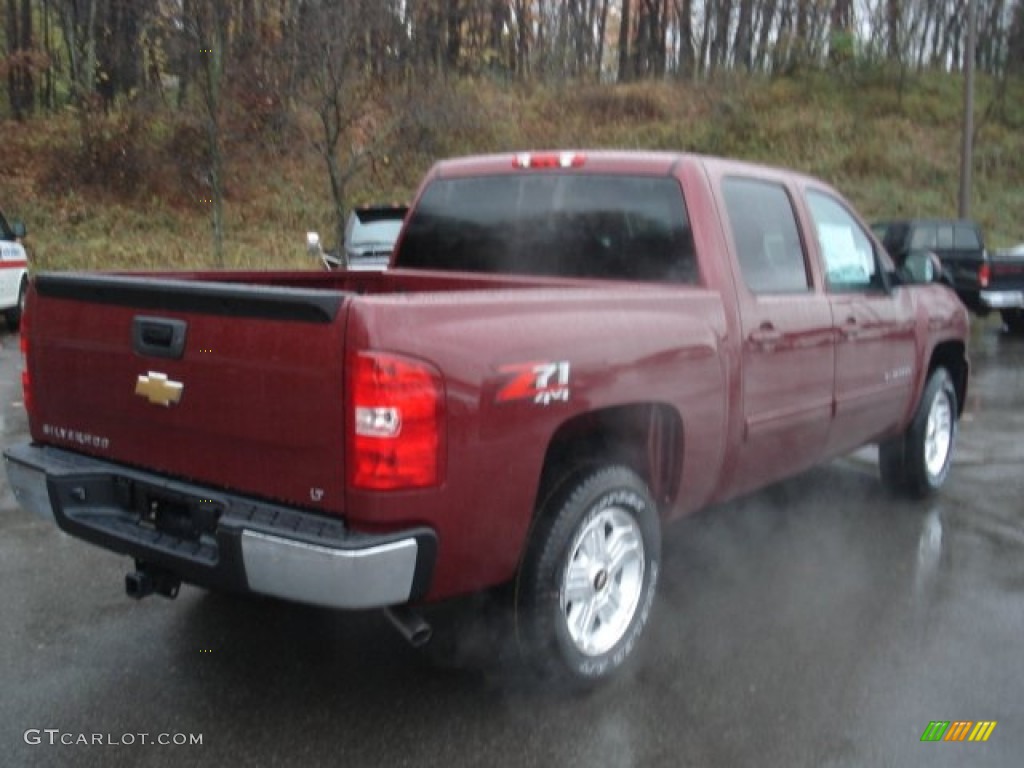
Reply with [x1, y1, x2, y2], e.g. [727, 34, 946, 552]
[534, 404, 683, 520]
[928, 341, 967, 416]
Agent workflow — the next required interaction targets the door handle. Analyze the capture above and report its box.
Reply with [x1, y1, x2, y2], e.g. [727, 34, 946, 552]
[749, 322, 783, 345]
[132, 316, 188, 359]
[840, 316, 859, 340]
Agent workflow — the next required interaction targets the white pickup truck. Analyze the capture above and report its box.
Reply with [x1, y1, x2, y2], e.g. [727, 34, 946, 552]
[0, 208, 28, 331]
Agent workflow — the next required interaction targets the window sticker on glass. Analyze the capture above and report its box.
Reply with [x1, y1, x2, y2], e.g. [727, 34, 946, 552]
[818, 222, 872, 283]
[807, 190, 879, 290]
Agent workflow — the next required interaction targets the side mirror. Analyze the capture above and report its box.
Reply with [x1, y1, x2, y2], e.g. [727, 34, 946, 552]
[903, 250, 942, 284]
[307, 231, 343, 270]
[11, 220, 26, 239]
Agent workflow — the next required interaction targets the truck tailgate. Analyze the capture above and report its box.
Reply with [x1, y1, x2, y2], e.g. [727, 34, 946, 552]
[26, 274, 350, 512]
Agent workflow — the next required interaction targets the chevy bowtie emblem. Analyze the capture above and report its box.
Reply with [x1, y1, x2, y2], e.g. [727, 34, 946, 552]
[135, 371, 184, 407]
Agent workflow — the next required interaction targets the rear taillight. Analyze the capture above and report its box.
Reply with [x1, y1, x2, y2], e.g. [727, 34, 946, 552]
[348, 352, 444, 490]
[19, 296, 32, 414]
[978, 262, 990, 288]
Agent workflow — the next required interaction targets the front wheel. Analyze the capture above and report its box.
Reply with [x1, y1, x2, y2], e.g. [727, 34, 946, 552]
[879, 367, 958, 499]
[4, 278, 26, 332]
[514, 465, 660, 687]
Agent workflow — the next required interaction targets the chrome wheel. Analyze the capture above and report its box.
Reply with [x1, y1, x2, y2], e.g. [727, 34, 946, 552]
[516, 466, 660, 684]
[878, 367, 958, 499]
[560, 505, 645, 657]
[924, 389, 953, 479]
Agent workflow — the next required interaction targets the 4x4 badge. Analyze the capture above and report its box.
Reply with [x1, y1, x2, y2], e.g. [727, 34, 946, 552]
[135, 372, 184, 407]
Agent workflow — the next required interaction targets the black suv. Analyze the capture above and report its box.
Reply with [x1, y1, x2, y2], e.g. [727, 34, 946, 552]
[871, 219, 987, 312]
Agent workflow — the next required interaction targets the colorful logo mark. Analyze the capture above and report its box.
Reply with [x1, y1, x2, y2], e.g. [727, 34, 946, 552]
[921, 721, 997, 742]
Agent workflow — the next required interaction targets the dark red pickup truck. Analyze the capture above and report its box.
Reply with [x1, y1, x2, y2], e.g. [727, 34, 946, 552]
[4, 151, 969, 685]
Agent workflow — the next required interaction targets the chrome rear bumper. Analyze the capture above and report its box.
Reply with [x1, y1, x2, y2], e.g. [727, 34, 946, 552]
[3, 444, 435, 610]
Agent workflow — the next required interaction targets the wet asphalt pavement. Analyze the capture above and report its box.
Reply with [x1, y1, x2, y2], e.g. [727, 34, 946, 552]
[1, 318, 1022, 768]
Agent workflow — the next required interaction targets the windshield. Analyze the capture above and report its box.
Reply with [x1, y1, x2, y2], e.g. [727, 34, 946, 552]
[396, 173, 697, 282]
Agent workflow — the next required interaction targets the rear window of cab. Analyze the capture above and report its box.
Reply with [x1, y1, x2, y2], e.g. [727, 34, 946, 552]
[396, 174, 699, 284]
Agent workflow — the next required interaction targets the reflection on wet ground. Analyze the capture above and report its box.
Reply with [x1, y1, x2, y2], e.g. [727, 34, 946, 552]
[0, 320, 1022, 767]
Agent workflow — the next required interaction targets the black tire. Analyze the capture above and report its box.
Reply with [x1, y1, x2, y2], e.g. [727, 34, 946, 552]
[1001, 309, 1024, 335]
[879, 367, 958, 499]
[4, 278, 26, 332]
[514, 465, 660, 687]
[878, 439, 906, 493]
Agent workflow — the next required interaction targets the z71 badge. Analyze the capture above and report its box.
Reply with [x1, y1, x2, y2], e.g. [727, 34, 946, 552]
[496, 361, 571, 406]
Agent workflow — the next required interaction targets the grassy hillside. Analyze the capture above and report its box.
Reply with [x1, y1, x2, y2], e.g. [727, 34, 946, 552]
[3, 70, 1023, 271]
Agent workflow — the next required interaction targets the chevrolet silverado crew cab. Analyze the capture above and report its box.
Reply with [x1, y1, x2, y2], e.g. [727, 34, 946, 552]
[4, 152, 969, 686]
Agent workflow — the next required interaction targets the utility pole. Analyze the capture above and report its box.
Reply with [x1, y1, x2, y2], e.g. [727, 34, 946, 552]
[958, 0, 977, 219]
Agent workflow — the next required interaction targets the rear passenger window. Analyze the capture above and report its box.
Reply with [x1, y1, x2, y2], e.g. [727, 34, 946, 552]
[722, 178, 809, 294]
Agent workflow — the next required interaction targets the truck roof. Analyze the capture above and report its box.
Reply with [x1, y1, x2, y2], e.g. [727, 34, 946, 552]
[429, 150, 830, 191]
[432, 150, 681, 178]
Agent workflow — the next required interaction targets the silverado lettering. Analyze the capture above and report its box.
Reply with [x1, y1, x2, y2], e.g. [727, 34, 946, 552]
[4, 151, 969, 687]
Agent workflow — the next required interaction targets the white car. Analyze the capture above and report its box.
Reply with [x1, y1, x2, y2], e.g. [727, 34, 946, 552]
[1, 209, 28, 331]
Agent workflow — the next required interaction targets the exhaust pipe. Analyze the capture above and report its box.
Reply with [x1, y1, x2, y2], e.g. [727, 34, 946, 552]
[126, 564, 181, 600]
[383, 606, 432, 647]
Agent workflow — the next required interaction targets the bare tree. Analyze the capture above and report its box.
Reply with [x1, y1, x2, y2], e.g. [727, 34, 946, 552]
[631, 0, 667, 77]
[596, 0, 611, 80]
[9, 0, 1024, 122]
[301, 1, 385, 262]
[886, 0, 902, 59]
[184, 0, 231, 266]
[709, 0, 733, 72]
[1009, 0, 1024, 72]
[5, 0, 32, 117]
[734, 0, 754, 72]
[978, 0, 1007, 73]
[94, 0, 152, 108]
[829, 0, 853, 66]
[445, 0, 464, 70]
[51, 0, 103, 104]
[512, 0, 532, 77]
[618, 0, 633, 80]
[754, 0, 779, 72]
[40, 0, 57, 109]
